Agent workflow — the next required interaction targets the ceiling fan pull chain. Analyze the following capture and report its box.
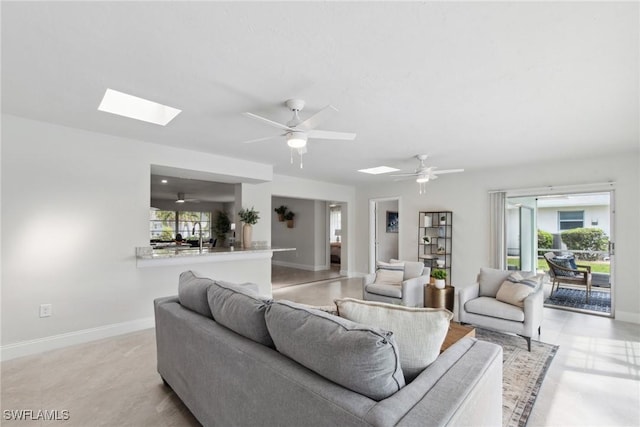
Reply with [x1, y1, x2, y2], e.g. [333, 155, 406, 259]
[290, 147, 294, 165]
[299, 150, 304, 169]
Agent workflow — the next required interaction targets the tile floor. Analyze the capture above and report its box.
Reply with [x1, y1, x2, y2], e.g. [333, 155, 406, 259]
[1, 276, 638, 426]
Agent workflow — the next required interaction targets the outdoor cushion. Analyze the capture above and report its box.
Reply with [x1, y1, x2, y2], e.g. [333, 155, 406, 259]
[365, 283, 403, 298]
[374, 261, 405, 285]
[207, 282, 274, 348]
[265, 300, 405, 401]
[553, 257, 577, 276]
[464, 296, 525, 322]
[335, 298, 452, 382]
[496, 273, 541, 307]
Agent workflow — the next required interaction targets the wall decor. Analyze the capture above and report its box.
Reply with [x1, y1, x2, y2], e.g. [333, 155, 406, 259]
[386, 211, 398, 233]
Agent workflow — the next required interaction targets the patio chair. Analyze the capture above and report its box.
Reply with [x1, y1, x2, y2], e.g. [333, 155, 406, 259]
[543, 252, 592, 303]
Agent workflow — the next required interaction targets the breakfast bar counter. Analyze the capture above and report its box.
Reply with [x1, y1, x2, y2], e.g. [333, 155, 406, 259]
[136, 246, 295, 268]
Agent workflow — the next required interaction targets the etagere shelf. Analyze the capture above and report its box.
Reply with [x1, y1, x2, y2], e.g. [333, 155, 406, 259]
[418, 211, 452, 285]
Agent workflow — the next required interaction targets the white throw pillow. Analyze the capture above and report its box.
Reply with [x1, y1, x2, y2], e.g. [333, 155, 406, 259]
[374, 261, 405, 285]
[495, 273, 541, 307]
[335, 297, 453, 382]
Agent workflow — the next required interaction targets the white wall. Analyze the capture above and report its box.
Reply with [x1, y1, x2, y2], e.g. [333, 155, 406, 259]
[0, 115, 275, 358]
[355, 152, 640, 323]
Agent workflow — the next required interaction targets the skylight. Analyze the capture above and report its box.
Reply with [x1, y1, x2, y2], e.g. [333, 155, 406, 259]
[98, 89, 181, 126]
[357, 166, 400, 175]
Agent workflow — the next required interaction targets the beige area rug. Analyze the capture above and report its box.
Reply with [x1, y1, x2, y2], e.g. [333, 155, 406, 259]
[475, 328, 558, 427]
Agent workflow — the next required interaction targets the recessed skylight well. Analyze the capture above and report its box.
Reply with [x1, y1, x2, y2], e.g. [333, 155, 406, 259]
[98, 89, 181, 126]
[358, 166, 400, 175]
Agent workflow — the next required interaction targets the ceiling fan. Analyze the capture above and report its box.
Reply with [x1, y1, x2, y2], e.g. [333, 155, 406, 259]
[175, 192, 200, 204]
[242, 99, 356, 168]
[391, 155, 464, 194]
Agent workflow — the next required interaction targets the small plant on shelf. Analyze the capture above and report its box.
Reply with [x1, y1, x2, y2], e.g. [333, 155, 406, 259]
[440, 215, 447, 225]
[274, 205, 288, 222]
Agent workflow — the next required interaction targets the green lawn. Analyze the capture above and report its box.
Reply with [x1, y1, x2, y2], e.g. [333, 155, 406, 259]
[507, 257, 610, 274]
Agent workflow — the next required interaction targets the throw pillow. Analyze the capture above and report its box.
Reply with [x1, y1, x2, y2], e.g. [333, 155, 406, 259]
[335, 297, 452, 382]
[553, 257, 576, 276]
[265, 300, 405, 401]
[374, 261, 405, 285]
[390, 259, 424, 280]
[496, 273, 541, 307]
[207, 282, 274, 347]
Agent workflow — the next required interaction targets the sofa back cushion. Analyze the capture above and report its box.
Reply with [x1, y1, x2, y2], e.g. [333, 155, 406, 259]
[207, 282, 273, 348]
[265, 300, 405, 401]
[478, 267, 534, 297]
[178, 271, 216, 318]
[335, 298, 452, 382]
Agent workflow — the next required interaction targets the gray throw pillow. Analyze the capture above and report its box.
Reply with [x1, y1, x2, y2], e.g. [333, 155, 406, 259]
[265, 300, 405, 401]
[178, 271, 215, 318]
[207, 282, 274, 348]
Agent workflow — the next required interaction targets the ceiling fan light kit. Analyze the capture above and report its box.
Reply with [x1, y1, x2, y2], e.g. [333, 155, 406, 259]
[243, 98, 356, 168]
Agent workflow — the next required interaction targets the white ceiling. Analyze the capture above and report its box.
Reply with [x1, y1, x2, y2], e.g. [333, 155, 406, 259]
[2, 2, 638, 186]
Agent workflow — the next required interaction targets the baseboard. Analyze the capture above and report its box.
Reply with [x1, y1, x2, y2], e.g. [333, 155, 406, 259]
[0, 317, 155, 361]
[271, 260, 327, 272]
[615, 310, 640, 324]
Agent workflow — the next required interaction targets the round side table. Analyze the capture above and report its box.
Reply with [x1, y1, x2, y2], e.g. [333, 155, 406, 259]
[424, 284, 455, 312]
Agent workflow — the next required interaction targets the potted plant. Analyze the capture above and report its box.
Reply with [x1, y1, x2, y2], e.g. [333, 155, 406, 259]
[212, 210, 231, 245]
[274, 205, 288, 222]
[432, 269, 447, 289]
[440, 214, 447, 225]
[284, 211, 295, 228]
[238, 207, 260, 248]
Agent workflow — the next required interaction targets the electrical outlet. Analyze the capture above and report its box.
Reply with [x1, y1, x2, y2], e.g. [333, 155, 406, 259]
[39, 304, 52, 318]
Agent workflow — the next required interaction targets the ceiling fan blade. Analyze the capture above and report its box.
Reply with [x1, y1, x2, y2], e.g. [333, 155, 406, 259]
[298, 105, 338, 130]
[241, 134, 283, 144]
[432, 169, 464, 175]
[308, 129, 356, 140]
[390, 172, 418, 177]
[243, 112, 294, 132]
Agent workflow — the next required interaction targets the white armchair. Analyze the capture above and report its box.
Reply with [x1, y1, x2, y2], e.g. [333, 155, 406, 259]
[458, 267, 544, 351]
[362, 260, 431, 307]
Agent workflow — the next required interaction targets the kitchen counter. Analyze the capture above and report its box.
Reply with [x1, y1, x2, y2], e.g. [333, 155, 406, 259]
[136, 246, 296, 268]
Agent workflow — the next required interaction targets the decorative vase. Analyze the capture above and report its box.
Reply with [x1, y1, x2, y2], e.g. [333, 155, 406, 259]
[434, 279, 446, 289]
[424, 215, 432, 227]
[242, 223, 253, 248]
[286, 219, 294, 228]
[436, 260, 445, 268]
[278, 214, 285, 222]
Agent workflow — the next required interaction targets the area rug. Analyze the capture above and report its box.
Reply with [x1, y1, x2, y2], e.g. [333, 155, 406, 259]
[475, 328, 558, 427]
[544, 288, 611, 314]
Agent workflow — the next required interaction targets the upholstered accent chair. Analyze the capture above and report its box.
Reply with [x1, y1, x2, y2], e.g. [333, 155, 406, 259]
[543, 252, 592, 303]
[458, 267, 544, 351]
[362, 259, 431, 307]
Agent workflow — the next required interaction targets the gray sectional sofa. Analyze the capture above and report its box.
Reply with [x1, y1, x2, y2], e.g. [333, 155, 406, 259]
[154, 271, 503, 427]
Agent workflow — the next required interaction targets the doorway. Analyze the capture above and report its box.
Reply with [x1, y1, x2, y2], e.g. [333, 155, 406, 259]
[369, 197, 400, 273]
[506, 191, 614, 317]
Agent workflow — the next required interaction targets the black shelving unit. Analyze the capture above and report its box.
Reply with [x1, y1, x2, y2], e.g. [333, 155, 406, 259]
[418, 211, 452, 285]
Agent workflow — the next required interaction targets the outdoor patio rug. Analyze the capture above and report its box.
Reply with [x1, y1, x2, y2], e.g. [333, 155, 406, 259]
[476, 328, 558, 427]
[544, 288, 611, 314]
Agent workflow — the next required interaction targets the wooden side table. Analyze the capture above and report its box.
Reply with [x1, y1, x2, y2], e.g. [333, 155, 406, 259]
[441, 323, 476, 353]
[424, 284, 455, 312]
